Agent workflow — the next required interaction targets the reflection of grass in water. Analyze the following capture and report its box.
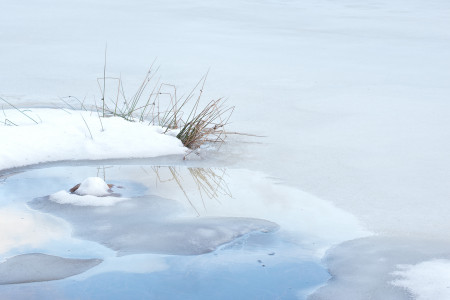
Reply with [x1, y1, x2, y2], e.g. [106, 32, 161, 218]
[151, 166, 232, 216]
[67, 165, 230, 215]
[187, 168, 231, 202]
[96, 166, 113, 181]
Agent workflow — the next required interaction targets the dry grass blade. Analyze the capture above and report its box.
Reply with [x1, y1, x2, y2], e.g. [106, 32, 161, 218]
[167, 167, 200, 216]
[80, 114, 93, 140]
[0, 97, 38, 124]
[188, 167, 231, 204]
[2, 106, 18, 126]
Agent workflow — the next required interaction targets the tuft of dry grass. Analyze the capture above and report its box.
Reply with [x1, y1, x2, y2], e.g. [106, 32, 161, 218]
[176, 98, 234, 150]
[96, 65, 235, 151]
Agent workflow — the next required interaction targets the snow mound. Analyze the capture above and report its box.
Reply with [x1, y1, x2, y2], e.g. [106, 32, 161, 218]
[49, 191, 128, 207]
[75, 177, 110, 196]
[47, 177, 129, 206]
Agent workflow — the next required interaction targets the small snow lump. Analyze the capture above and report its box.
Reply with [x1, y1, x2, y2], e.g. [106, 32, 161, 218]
[73, 177, 111, 196]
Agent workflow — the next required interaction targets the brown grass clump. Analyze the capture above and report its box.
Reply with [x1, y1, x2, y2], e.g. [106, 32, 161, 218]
[176, 98, 234, 149]
[96, 66, 235, 151]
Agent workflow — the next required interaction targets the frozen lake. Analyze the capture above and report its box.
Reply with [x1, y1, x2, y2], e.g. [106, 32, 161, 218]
[0, 164, 345, 299]
[1, 0, 450, 298]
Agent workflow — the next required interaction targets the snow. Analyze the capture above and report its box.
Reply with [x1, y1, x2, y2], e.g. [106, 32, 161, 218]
[0, 109, 186, 171]
[49, 191, 128, 207]
[309, 236, 450, 300]
[392, 259, 450, 300]
[73, 177, 110, 196]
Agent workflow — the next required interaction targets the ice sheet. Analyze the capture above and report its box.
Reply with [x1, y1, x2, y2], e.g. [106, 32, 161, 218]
[29, 195, 279, 256]
[309, 236, 450, 300]
[1, 0, 450, 297]
[1, 165, 366, 298]
[0, 253, 101, 285]
[0, 207, 69, 255]
[391, 259, 450, 300]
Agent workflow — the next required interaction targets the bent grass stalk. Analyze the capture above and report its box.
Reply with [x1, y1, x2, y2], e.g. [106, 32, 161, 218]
[80, 114, 94, 140]
[0, 97, 38, 124]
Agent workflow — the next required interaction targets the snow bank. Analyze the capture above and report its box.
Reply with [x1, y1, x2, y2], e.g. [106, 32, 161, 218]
[392, 259, 450, 300]
[0, 108, 186, 171]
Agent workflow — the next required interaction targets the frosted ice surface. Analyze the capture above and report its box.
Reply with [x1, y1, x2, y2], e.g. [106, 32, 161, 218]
[391, 259, 450, 300]
[0, 253, 101, 284]
[309, 236, 450, 300]
[74, 177, 110, 196]
[29, 195, 279, 255]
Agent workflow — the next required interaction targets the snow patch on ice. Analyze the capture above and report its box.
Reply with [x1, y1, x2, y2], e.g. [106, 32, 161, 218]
[75, 177, 110, 196]
[49, 178, 129, 206]
[309, 236, 450, 300]
[49, 191, 128, 207]
[391, 259, 450, 300]
[0, 109, 187, 171]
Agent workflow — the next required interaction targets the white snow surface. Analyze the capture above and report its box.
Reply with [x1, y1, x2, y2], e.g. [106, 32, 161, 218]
[48, 177, 128, 206]
[49, 190, 128, 207]
[74, 177, 111, 196]
[392, 260, 450, 300]
[0, 109, 186, 171]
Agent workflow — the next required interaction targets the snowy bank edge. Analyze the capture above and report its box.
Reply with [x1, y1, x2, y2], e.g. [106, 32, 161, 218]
[0, 108, 188, 172]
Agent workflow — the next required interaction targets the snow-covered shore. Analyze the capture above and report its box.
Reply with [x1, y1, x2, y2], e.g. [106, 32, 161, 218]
[0, 108, 186, 171]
